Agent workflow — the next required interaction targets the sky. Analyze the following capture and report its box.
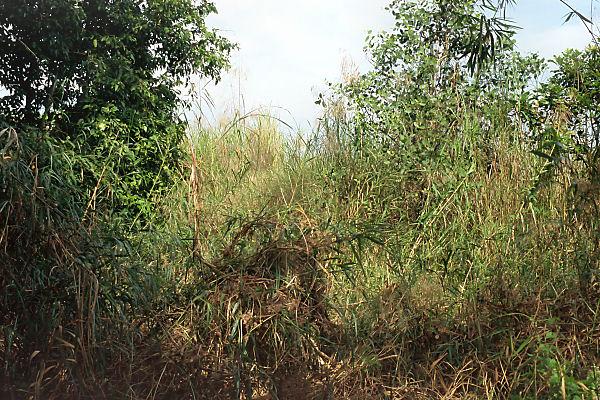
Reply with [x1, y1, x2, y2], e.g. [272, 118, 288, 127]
[197, 0, 599, 131]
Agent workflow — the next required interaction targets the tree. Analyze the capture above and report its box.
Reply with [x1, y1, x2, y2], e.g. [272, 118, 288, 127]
[0, 0, 234, 219]
[339, 0, 541, 149]
[522, 45, 600, 185]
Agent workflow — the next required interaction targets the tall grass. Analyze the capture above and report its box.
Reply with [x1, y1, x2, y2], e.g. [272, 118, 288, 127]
[173, 103, 599, 398]
[2, 98, 600, 399]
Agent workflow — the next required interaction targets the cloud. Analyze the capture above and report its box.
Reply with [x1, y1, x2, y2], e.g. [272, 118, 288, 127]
[196, 1, 597, 131]
[516, 23, 594, 59]
[199, 0, 393, 130]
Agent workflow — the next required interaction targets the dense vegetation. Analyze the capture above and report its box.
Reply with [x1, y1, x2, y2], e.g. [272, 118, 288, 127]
[1, 0, 599, 398]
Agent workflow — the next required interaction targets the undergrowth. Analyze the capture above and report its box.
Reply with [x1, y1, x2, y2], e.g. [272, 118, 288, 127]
[4, 104, 599, 398]
[2, 0, 600, 398]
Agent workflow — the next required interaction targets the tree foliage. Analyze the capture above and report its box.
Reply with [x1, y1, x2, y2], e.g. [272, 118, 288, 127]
[522, 45, 600, 184]
[337, 0, 543, 154]
[0, 0, 234, 218]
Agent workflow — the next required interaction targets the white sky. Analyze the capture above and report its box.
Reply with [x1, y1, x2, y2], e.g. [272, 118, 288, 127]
[198, 0, 598, 131]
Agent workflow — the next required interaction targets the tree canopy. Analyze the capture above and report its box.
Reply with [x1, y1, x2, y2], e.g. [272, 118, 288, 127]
[0, 0, 234, 219]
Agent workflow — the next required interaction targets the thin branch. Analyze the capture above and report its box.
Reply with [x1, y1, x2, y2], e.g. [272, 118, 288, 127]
[558, 0, 598, 43]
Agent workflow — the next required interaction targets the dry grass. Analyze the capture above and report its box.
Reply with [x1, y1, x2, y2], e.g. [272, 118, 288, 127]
[3, 110, 600, 399]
